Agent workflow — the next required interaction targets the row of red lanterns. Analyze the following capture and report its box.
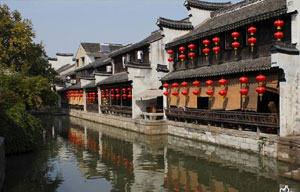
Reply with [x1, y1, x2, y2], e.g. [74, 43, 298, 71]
[168, 20, 285, 62]
[101, 94, 132, 99]
[67, 90, 83, 94]
[101, 88, 132, 94]
[163, 74, 266, 100]
[67, 95, 83, 98]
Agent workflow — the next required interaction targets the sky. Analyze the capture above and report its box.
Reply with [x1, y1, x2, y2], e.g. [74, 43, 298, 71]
[3, 0, 242, 57]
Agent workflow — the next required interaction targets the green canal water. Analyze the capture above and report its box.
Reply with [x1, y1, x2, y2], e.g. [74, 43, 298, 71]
[4, 115, 300, 192]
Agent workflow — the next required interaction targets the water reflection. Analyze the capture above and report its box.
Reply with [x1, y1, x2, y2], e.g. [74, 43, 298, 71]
[4, 115, 300, 192]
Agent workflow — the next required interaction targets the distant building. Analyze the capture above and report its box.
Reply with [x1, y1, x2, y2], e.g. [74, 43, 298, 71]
[48, 53, 74, 70]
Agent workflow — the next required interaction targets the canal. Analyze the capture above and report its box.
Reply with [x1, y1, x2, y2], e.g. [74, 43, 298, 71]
[4, 115, 300, 192]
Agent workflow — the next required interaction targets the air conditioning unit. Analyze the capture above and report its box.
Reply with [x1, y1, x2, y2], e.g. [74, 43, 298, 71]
[70, 79, 76, 84]
[106, 65, 112, 73]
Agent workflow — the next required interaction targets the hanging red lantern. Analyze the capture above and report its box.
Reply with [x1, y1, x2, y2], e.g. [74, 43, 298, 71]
[231, 32, 240, 40]
[163, 91, 170, 96]
[212, 37, 220, 45]
[110, 89, 114, 93]
[240, 88, 249, 103]
[256, 86, 266, 101]
[219, 89, 227, 99]
[80, 95, 83, 98]
[188, 52, 195, 59]
[181, 90, 188, 96]
[106, 94, 109, 97]
[122, 94, 127, 98]
[239, 76, 248, 87]
[127, 94, 132, 99]
[274, 31, 284, 41]
[192, 80, 200, 86]
[218, 79, 227, 87]
[212, 46, 220, 54]
[163, 83, 169, 89]
[101, 95, 105, 98]
[168, 57, 174, 62]
[203, 39, 210, 46]
[101, 90, 105, 94]
[172, 82, 179, 88]
[256, 74, 266, 85]
[115, 88, 119, 93]
[80, 90, 83, 93]
[179, 54, 186, 62]
[206, 89, 214, 97]
[179, 46, 186, 53]
[232, 41, 240, 55]
[172, 91, 179, 96]
[193, 90, 200, 95]
[127, 88, 132, 91]
[202, 48, 210, 56]
[248, 37, 256, 52]
[167, 50, 174, 56]
[122, 88, 126, 92]
[116, 94, 121, 99]
[188, 44, 195, 51]
[206, 80, 214, 88]
[181, 81, 188, 87]
[274, 20, 284, 30]
[248, 27, 257, 35]
[105, 89, 109, 92]
[111, 94, 115, 98]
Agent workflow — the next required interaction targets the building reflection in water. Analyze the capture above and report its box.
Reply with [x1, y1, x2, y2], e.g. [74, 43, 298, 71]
[53, 116, 300, 192]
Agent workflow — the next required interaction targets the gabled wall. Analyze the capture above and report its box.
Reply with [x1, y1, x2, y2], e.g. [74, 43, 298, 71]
[187, 7, 211, 27]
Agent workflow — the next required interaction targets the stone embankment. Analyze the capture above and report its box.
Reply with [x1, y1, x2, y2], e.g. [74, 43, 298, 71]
[52, 109, 300, 165]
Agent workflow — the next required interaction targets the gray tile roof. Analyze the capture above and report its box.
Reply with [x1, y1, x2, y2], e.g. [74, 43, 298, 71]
[68, 83, 81, 90]
[156, 17, 193, 30]
[75, 55, 111, 72]
[81, 43, 101, 53]
[271, 40, 300, 55]
[166, 0, 287, 48]
[161, 56, 272, 81]
[184, 0, 232, 11]
[82, 80, 96, 89]
[97, 72, 129, 86]
[110, 30, 163, 58]
[81, 43, 124, 54]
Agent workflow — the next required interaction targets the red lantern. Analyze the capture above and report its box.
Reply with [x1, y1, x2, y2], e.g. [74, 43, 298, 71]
[172, 82, 179, 88]
[80, 95, 83, 98]
[168, 57, 174, 62]
[193, 90, 200, 95]
[181, 90, 188, 96]
[212, 37, 220, 45]
[192, 80, 200, 86]
[206, 89, 214, 97]
[212, 46, 220, 54]
[203, 39, 210, 46]
[218, 79, 227, 87]
[127, 95, 132, 99]
[274, 20, 284, 30]
[115, 88, 119, 92]
[163, 91, 170, 96]
[206, 80, 214, 88]
[188, 44, 195, 51]
[101, 90, 105, 94]
[239, 76, 248, 87]
[240, 88, 249, 103]
[232, 41, 240, 55]
[172, 91, 179, 96]
[122, 94, 127, 98]
[105, 89, 109, 92]
[167, 50, 174, 55]
[101, 95, 105, 98]
[116, 94, 121, 99]
[179, 54, 186, 62]
[80, 90, 83, 93]
[181, 81, 188, 87]
[122, 88, 126, 92]
[106, 94, 109, 97]
[256, 86, 266, 101]
[179, 46, 186, 53]
[111, 94, 115, 98]
[274, 31, 284, 41]
[231, 32, 240, 40]
[256, 74, 266, 85]
[202, 48, 210, 56]
[248, 37, 256, 52]
[219, 89, 227, 98]
[127, 88, 132, 91]
[163, 83, 169, 89]
[188, 52, 195, 59]
[248, 27, 257, 35]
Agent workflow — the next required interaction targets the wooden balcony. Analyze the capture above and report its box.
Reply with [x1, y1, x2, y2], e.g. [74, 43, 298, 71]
[101, 105, 132, 117]
[165, 108, 279, 129]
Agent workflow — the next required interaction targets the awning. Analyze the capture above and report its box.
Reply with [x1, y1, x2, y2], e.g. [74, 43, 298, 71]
[135, 89, 163, 100]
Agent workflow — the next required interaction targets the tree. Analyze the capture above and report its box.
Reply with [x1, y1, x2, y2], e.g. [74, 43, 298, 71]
[0, 4, 58, 154]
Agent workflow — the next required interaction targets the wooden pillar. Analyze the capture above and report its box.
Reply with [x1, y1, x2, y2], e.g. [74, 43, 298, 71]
[83, 89, 87, 112]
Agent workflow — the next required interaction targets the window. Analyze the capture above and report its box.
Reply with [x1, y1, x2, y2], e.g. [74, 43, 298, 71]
[81, 57, 85, 66]
[197, 97, 209, 109]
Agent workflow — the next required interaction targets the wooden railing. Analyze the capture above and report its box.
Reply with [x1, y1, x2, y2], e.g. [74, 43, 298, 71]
[87, 103, 98, 113]
[165, 108, 279, 128]
[100, 105, 132, 117]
